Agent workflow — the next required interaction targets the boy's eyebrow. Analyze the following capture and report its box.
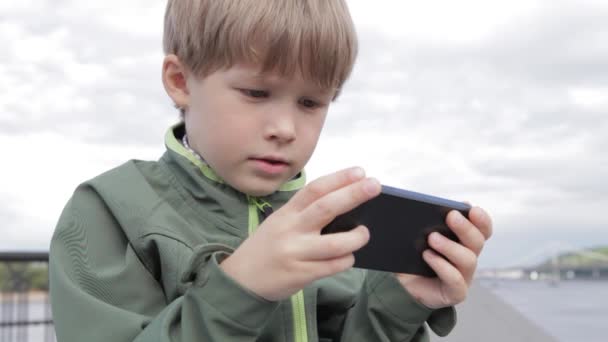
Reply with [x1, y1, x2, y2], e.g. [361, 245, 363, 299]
[236, 69, 336, 98]
[249, 71, 277, 81]
[230, 69, 268, 82]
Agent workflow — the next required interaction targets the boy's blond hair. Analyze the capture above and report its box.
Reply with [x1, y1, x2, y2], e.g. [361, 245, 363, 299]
[163, 0, 358, 104]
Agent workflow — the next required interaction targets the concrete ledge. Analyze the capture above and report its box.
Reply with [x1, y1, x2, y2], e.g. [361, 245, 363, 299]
[431, 281, 557, 342]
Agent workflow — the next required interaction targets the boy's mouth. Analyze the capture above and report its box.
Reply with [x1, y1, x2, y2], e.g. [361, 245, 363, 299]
[249, 155, 290, 165]
[249, 155, 291, 175]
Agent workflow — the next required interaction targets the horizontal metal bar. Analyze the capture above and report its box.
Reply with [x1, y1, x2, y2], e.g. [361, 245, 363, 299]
[0, 251, 49, 262]
[0, 320, 54, 327]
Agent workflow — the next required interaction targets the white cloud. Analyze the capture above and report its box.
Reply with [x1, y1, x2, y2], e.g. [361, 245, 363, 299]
[349, 0, 543, 42]
[0, 132, 163, 250]
[1, 0, 607, 268]
[569, 87, 608, 108]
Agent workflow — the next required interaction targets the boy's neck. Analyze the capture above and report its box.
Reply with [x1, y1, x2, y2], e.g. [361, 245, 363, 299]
[182, 133, 207, 164]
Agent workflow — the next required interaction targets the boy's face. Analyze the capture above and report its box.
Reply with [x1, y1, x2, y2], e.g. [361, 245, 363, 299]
[181, 62, 334, 196]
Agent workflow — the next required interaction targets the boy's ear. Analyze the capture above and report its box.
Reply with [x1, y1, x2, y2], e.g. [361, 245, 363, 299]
[162, 54, 190, 111]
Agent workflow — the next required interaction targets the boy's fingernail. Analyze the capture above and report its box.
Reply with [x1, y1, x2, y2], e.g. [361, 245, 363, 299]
[350, 167, 365, 180]
[363, 178, 380, 195]
[453, 211, 464, 224]
[430, 232, 442, 244]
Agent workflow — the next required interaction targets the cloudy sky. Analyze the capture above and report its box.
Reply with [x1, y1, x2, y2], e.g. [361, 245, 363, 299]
[1, 0, 607, 268]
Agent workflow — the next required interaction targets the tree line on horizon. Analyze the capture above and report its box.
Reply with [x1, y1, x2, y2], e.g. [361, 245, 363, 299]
[0, 262, 48, 292]
[537, 246, 608, 268]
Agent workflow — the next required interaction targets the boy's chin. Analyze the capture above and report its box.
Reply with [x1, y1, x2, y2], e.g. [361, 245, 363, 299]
[233, 179, 284, 197]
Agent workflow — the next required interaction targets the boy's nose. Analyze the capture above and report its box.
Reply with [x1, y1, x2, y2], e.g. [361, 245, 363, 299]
[263, 109, 296, 144]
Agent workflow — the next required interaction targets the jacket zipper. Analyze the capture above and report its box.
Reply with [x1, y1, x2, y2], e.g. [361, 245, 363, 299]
[247, 196, 308, 342]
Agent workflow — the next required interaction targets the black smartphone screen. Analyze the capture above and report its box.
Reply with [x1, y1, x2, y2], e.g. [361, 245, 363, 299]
[321, 185, 471, 277]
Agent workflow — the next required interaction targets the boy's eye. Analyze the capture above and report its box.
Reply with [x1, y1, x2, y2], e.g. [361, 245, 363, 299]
[300, 98, 319, 108]
[241, 89, 269, 98]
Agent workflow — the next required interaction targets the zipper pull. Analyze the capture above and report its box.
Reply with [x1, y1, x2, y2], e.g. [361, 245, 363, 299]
[253, 198, 274, 222]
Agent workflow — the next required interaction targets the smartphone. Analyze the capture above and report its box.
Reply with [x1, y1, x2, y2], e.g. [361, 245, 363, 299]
[321, 185, 471, 277]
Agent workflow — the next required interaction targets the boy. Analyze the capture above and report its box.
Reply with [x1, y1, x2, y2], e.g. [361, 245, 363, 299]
[49, 0, 493, 341]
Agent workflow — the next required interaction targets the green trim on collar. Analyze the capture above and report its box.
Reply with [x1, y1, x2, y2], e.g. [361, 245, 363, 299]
[165, 124, 224, 183]
[164, 123, 306, 191]
[279, 170, 306, 192]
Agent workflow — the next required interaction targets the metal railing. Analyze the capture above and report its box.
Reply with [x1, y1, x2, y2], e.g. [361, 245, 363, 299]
[0, 252, 55, 342]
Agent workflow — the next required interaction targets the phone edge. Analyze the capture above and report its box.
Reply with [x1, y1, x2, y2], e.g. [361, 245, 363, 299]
[381, 185, 472, 213]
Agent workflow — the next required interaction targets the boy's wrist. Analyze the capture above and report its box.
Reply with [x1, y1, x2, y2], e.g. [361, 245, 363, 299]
[366, 271, 457, 336]
[366, 271, 434, 323]
[218, 253, 251, 293]
[190, 251, 280, 329]
[219, 251, 280, 302]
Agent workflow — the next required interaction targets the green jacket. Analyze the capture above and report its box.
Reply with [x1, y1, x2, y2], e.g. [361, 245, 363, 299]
[50, 124, 456, 341]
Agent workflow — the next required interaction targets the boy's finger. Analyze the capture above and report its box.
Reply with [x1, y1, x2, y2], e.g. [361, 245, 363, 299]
[428, 232, 477, 284]
[446, 210, 486, 256]
[298, 177, 381, 231]
[469, 207, 493, 240]
[423, 249, 467, 304]
[308, 254, 357, 280]
[303, 225, 370, 261]
[287, 167, 365, 211]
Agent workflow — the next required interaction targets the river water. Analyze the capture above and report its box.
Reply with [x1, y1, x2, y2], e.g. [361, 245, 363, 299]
[481, 279, 608, 342]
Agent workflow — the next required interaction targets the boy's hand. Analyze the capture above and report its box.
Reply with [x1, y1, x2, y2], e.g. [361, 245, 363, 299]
[395, 207, 493, 309]
[220, 167, 381, 301]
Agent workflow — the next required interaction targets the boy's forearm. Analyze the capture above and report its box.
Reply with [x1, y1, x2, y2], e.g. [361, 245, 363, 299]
[51, 236, 278, 341]
[338, 271, 456, 341]
[132, 252, 281, 341]
[49, 190, 279, 342]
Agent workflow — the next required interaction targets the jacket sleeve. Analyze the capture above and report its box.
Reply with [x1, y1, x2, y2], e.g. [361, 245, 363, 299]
[323, 270, 457, 342]
[49, 187, 279, 342]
